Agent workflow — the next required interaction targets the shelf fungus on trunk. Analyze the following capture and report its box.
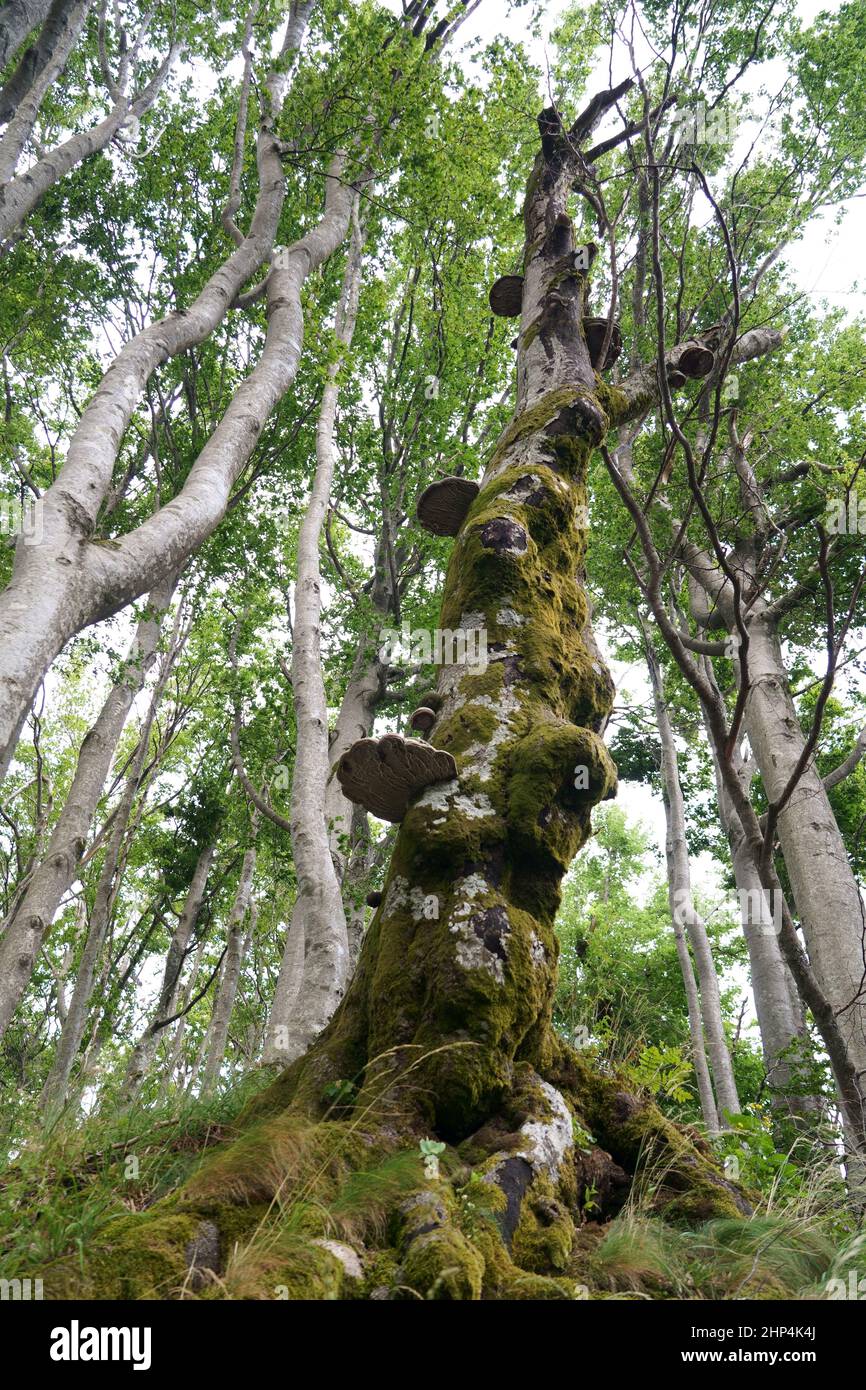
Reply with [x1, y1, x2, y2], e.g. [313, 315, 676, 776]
[582, 316, 623, 372]
[489, 274, 524, 317]
[416, 476, 480, 537]
[410, 706, 437, 736]
[677, 343, 715, 379]
[336, 733, 457, 822]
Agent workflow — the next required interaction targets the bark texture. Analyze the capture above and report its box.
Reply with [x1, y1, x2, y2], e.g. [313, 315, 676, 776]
[646, 638, 738, 1127]
[0, 571, 176, 1041]
[42, 99, 753, 1303]
[263, 206, 364, 1064]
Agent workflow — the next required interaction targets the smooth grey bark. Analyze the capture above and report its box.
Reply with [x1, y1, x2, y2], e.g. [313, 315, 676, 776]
[0, 0, 52, 71]
[697, 658, 814, 1108]
[200, 832, 257, 1093]
[262, 206, 363, 1064]
[0, 570, 176, 1041]
[672, 896, 720, 1134]
[0, 34, 179, 246]
[0, 0, 91, 184]
[263, 908, 304, 1064]
[683, 556, 866, 1116]
[0, 4, 341, 778]
[120, 842, 215, 1102]
[39, 585, 184, 1116]
[645, 635, 741, 1122]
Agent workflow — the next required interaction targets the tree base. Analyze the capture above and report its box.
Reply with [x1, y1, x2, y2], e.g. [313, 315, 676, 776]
[42, 1044, 751, 1300]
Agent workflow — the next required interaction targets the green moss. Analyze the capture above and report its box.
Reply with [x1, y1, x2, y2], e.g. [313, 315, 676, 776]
[512, 1197, 574, 1272]
[435, 703, 499, 757]
[400, 1225, 485, 1300]
[553, 1047, 752, 1225]
[45, 1209, 200, 1300]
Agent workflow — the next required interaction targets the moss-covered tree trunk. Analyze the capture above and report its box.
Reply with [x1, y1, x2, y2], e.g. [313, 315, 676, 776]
[47, 100, 753, 1302]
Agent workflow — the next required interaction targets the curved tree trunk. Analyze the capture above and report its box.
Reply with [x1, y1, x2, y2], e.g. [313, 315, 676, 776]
[0, 571, 177, 1041]
[685, 566, 866, 1123]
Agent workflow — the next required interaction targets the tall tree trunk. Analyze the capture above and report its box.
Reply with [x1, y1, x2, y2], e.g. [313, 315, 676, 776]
[39, 588, 184, 1117]
[200, 833, 257, 1093]
[685, 570, 866, 1120]
[0, 571, 176, 1041]
[263, 207, 364, 1063]
[698, 660, 815, 1110]
[121, 842, 216, 1103]
[49, 96, 756, 1303]
[645, 636, 741, 1122]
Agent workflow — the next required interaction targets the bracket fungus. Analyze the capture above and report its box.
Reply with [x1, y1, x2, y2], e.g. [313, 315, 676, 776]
[416, 476, 480, 536]
[336, 734, 457, 823]
[410, 706, 437, 736]
[489, 274, 524, 317]
[678, 343, 715, 379]
[582, 317, 622, 372]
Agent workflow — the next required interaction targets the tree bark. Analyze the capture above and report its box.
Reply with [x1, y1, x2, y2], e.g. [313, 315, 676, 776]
[262, 207, 364, 1063]
[645, 636, 738, 1126]
[698, 660, 815, 1110]
[0, 570, 176, 1041]
[0, 0, 91, 184]
[120, 842, 216, 1103]
[0, 0, 52, 72]
[39, 585, 184, 1116]
[200, 834, 257, 1093]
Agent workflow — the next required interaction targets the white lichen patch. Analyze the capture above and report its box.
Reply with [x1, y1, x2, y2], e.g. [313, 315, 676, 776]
[383, 875, 409, 918]
[449, 876, 507, 982]
[496, 606, 525, 628]
[450, 918, 506, 983]
[416, 783, 495, 820]
[529, 931, 546, 964]
[516, 1080, 574, 1179]
[311, 1240, 363, 1281]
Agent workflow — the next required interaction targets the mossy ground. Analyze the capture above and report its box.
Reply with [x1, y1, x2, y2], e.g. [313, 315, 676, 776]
[0, 1057, 859, 1301]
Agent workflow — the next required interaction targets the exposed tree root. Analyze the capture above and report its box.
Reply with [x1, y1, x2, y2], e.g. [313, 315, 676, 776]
[42, 1042, 751, 1300]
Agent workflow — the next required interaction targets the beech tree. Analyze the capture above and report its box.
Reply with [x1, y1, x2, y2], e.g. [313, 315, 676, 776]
[1, 0, 865, 1304]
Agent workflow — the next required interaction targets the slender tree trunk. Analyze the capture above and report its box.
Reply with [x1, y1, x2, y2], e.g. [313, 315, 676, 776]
[0, 571, 176, 1041]
[264, 207, 364, 1063]
[121, 843, 216, 1102]
[685, 570, 866, 1117]
[39, 587, 183, 1116]
[672, 905, 720, 1133]
[645, 638, 740, 1121]
[698, 665, 815, 1109]
[200, 833, 257, 1093]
